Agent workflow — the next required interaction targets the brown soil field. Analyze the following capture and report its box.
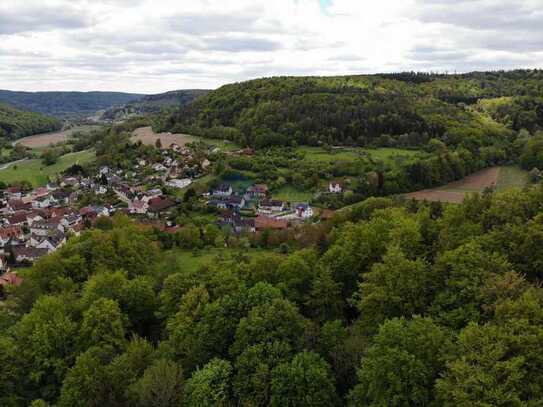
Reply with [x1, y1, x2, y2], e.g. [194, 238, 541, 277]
[405, 167, 500, 203]
[132, 127, 197, 148]
[15, 125, 102, 148]
[16, 129, 72, 148]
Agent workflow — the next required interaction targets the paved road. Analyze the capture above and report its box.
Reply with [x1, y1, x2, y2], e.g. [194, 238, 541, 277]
[0, 158, 28, 170]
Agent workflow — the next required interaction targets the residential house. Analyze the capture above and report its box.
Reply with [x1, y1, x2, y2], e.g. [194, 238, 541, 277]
[30, 219, 64, 237]
[246, 184, 268, 199]
[328, 181, 343, 193]
[213, 184, 233, 197]
[295, 203, 314, 219]
[12, 246, 48, 264]
[8, 199, 31, 212]
[258, 200, 285, 214]
[31, 231, 66, 252]
[147, 197, 176, 218]
[7, 212, 28, 226]
[0, 226, 24, 253]
[4, 186, 22, 200]
[129, 199, 149, 214]
[166, 179, 192, 189]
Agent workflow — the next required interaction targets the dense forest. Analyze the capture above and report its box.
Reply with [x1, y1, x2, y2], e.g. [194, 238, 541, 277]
[2, 184, 543, 405]
[0, 90, 144, 118]
[160, 70, 543, 149]
[0, 103, 62, 140]
[100, 90, 210, 122]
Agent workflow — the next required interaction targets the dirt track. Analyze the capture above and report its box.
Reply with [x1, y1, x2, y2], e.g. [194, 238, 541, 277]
[405, 167, 500, 203]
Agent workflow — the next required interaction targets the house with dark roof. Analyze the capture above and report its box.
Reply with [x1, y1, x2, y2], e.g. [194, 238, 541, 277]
[258, 200, 286, 214]
[7, 211, 29, 226]
[245, 184, 269, 199]
[12, 246, 48, 264]
[147, 197, 176, 218]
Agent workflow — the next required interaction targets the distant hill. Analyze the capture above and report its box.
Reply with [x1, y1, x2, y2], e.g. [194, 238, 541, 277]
[0, 90, 145, 119]
[0, 103, 62, 140]
[100, 89, 210, 121]
[160, 69, 543, 148]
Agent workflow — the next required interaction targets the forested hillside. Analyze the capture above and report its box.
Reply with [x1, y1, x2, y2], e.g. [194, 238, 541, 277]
[0, 90, 144, 118]
[161, 69, 543, 149]
[2, 186, 543, 405]
[100, 89, 210, 121]
[0, 103, 62, 140]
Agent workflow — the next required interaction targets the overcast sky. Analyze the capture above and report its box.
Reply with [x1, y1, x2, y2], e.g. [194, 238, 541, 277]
[1, 0, 542, 94]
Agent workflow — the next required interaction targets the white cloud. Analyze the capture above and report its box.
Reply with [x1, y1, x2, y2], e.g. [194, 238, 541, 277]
[0, 0, 542, 93]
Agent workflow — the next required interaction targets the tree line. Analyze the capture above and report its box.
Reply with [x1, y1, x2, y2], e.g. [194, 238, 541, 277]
[0, 103, 61, 140]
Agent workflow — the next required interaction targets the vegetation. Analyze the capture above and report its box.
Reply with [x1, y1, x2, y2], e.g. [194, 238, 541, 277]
[0, 90, 144, 118]
[0, 103, 61, 140]
[2, 184, 543, 405]
[101, 90, 210, 121]
[0, 149, 96, 186]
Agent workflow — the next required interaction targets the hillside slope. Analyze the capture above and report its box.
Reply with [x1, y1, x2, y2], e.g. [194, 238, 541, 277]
[0, 90, 145, 118]
[100, 89, 209, 121]
[161, 70, 543, 148]
[0, 103, 62, 140]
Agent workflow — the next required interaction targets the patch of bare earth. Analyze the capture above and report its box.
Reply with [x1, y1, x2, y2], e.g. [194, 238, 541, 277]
[405, 167, 500, 203]
[16, 129, 72, 148]
[131, 127, 195, 148]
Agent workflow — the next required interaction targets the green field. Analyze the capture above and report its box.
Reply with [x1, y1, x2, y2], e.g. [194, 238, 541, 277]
[273, 185, 314, 202]
[0, 149, 96, 186]
[496, 166, 529, 191]
[165, 248, 271, 274]
[298, 146, 423, 164]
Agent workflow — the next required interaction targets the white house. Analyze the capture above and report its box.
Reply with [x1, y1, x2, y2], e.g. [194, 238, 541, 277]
[213, 184, 233, 197]
[295, 203, 314, 219]
[328, 182, 343, 193]
[258, 200, 285, 214]
[166, 179, 192, 189]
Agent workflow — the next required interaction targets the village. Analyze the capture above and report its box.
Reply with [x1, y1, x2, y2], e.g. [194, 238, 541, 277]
[0, 140, 345, 298]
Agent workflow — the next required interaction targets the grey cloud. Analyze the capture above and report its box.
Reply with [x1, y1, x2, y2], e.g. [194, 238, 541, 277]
[416, 0, 543, 31]
[0, 5, 93, 34]
[166, 12, 261, 35]
[201, 37, 282, 52]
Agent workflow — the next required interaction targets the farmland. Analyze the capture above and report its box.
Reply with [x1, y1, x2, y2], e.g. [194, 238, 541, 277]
[298, 146, 424, 165]
[405, 166, 529, 203]
[15, 125, 102, 149]
[131, 126, 199, 147]
[0, 149, 96, 186]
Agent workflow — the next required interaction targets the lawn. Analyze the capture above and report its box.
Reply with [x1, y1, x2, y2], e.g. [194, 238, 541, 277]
[496, 166, 529, 191]
[0, 149, 96, 186]
[273, 185, 314, 202]
[298, 146, 423, 165]
[165, 248, 271, 274]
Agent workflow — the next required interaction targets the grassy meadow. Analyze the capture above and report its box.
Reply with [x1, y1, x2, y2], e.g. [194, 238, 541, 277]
[0, 149, 96, 186]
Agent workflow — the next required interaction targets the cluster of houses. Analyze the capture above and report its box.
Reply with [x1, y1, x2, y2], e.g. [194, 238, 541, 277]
[0, 141, 211, 290]
[206, 182, 317, 234]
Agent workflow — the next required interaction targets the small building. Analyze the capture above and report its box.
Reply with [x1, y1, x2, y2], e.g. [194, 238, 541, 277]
[12, 246, 48, 264]
[166, 179, 192, 189]
[328, 182, 343, 194]
[246, 184, 269, 199]
[258, 200, 285, 214]
[147, 197, 176, 218]
[295, 203, 314, 219]
[213, 184, 233, 197]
